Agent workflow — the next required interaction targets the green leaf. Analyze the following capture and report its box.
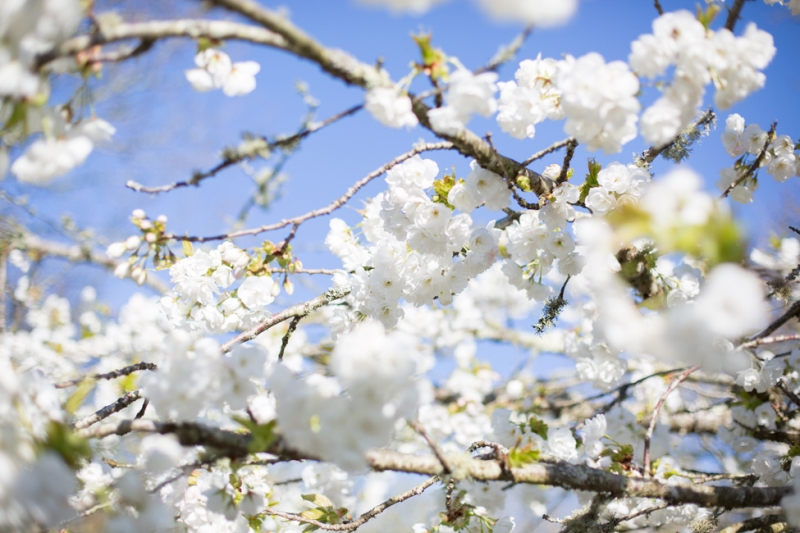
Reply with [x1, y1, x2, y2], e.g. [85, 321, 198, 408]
[302, 493, 334, 509]
[41, 422, 92, 468]
[696, 3, 721, 29]
[412, 32, 449, 82]
[528, 416, 549, 440]
[65, 380, 95, 415]
[300, 508, 327, 521]
[183, 240, 194, 257]
[233, 417, 277, 454]
[507, 445, 540, 468]
[578, 159, 601, 204]
[432, 173, 458, 209]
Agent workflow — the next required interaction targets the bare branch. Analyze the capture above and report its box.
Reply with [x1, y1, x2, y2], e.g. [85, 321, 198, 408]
[212, 0, 554, 199]
[724, 0, 747, 32]
[518, 137, 574, 170]
[409, 420, 451, 474]
[166, 142, 454, 242]
[56, 361, 158, 389]
[653, 0, 665, 16]
[263, 476, 439, 531]
[210, 0, 387, 88]
[719, 513, 786, 533]
[738, 333, 800, 350]
[127, 104, 363, 194]
[557, 139, 578, 185]
[476, 26, 533, 74]
[73, 390, 143, 430]
[38, 19, 288, 68]
[642, 365, 700, 477]
[220, 286, 351, 353]
[750, 299, 800, 341]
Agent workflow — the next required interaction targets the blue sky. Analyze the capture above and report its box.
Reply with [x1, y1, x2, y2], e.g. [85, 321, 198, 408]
[3, 0, 799, 311]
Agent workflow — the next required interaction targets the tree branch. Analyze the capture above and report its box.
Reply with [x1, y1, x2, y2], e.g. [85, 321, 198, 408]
[724, 0, 747, 32]
[38, 19, 288, 69]
[56, 361, 158, 389]
[78, 419, 793, 509]
[126, 104, 363, 194]
[212, 0, 554, 200]
[165, 142, 454, 242]
[642, 365, 700, 476]
[220, 286, 351, 353]
[73, 390, 143, 430]
[750, 299, 800, 341]
[263, 476, 439, 531]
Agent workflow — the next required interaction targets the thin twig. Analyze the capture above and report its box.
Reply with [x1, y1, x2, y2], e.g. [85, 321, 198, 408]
[269, 267, 344, 275]
[642, 365, 700, 477]
[87, 38, 155, 63]
[557, 139, 578, 185]
[128, 104, 363, 194]
[409, 420, 451, 474]
[38, 19, 289, 69]
[476, 26, 533, 74]
[277, 316, 301, 361]
[0, 244, 8, 333]
[56, 361, 158, 389]
[653, 0, 665, 15]
[165, 142, 454, 242]
[639, 108, 716, 166]
[263, 476, 438, 531]
[779, 381, 800, 408]
[721, 121, 776, 199]
[718, 513, 785, 533]
[558, 367, 689, 412]
[220, 286, 351, 353]
[724, 0, 747, 32]
[750, 300, 800, 341]
[738, 334, 800, 350]
[519, 137, 574, 170]
[73, 390, 143, 430]
[134, 398, 150, 419]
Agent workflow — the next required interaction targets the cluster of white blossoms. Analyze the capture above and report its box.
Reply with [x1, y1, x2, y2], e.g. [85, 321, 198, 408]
[185, 48, 261, 97]
[576, 169, 769, 374]
[141, 331, 265, 419]
[364, 86, 419, 128]
[583, 162, 651, 216]
[0, 0, 82, 99]
[8, 109, 115, 186]
[427, 68, 499, 135]
[496, 55, 562, 140]
[160, 242, 278, 333]
[717, 113, 799, 203]
[0, 352, 76, 531]
[0, 0, 121, 187]
[327, 155, 504, 328]
[555, 53, 640, 154]
[502, 180, 583, 300]
[270, 320, 432, 470]
[631, 11, 776, 147]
